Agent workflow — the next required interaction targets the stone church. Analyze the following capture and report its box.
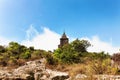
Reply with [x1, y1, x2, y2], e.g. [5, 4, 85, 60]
[58, 32, 69, 48]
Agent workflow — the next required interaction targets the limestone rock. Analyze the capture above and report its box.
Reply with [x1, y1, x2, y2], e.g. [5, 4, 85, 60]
[75, 74, 87, 79]
[0, 58, 69, 80]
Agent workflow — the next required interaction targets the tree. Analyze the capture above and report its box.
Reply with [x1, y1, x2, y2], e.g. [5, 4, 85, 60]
[7, 42, 21, 54]
[71, 39, 91, 53]
[0, 45, 5, 53]
[54, 44, 80, 64]
[54, 39, 91, 64]
[29, 46, 34, 51]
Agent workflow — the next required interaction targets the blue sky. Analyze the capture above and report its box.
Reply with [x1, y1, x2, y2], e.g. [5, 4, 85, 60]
[0, 0, 120, 53]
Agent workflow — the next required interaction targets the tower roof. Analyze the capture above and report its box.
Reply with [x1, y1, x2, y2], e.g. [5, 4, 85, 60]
[61, 32, 67, 38]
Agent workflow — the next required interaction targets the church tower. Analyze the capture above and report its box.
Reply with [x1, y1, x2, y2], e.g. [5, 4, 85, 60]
[58, 32, 69, 48]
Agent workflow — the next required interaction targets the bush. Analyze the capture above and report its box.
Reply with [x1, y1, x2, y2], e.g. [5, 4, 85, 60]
[0, 46, 5, 53]
[54, 44, 82, 64]
[20, 51, 31, 59]
[45, 52, 58, 65]
[31, 50, 42, 59]
[112, 53, 120, 62]
[8, 57, 17, 66]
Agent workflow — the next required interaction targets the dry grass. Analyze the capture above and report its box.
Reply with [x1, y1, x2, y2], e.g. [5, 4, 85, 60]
[46, 59, 118, 80]
[67, 64, 86, 76]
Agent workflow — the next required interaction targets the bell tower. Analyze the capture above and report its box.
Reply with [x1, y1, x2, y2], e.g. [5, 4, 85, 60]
[58, 32, 69, 48]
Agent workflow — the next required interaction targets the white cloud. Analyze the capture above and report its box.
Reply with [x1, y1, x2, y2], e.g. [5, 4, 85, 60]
[81, 36, 120, 55]
[21, 26, 61, 51]
[0, 36, 11, 46]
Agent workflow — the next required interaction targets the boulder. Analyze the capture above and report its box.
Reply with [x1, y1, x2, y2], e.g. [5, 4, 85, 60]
[0, 58, 69, 80]
[46, 69, 69, 80]
[75, 74, 87, 79]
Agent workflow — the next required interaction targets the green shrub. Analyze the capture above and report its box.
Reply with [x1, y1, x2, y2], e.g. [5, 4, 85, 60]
[20, 51, 31, 59]
[54, 44, 82, 64]
[8, 56, 17, 66]
[45, 52, 58, 65]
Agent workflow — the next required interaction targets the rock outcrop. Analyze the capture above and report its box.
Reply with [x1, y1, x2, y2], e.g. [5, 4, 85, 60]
[0, 58, 69, 80]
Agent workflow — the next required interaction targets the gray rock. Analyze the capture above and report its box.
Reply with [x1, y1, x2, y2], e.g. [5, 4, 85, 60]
[75, 74, 87, 79]
[0, 58, 69, 80]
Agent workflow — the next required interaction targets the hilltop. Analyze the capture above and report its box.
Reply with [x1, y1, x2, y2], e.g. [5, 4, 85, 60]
[0, 39, 120, 80]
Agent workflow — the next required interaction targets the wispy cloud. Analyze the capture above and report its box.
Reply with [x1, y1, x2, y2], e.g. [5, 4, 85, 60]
[26, 25, 39, 40]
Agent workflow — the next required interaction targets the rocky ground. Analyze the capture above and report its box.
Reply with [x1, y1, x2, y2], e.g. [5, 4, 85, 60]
[0, 58, 69, 80]
[0, 58, 120, 80]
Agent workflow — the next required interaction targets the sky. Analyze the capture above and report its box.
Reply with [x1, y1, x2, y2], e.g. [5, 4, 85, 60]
[0, 0, 120, 54]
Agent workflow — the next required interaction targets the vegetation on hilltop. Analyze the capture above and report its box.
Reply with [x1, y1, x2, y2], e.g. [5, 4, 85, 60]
[53, 39, 110, 64]
[49, 39, 119, 76]
[0, 39, 119, 76]
[0, 42, 50, 67]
